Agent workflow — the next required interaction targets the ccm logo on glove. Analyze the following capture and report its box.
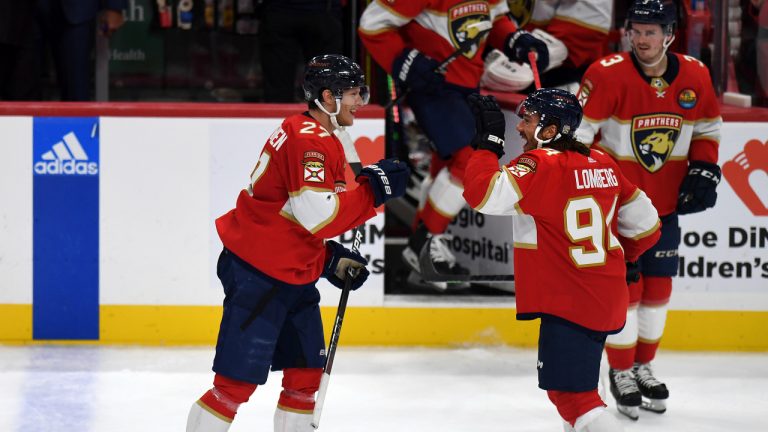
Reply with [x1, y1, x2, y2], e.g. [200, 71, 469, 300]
[688, 166, 721, 183]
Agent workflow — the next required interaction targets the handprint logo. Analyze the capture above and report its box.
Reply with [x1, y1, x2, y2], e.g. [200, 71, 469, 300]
[722, 139, 768, 216]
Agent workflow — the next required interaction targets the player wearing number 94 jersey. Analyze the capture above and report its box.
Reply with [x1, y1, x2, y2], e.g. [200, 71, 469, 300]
[464, 90, 660, 431]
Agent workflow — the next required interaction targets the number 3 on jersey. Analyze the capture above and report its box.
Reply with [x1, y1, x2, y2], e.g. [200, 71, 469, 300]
[564, 196, 620, 267]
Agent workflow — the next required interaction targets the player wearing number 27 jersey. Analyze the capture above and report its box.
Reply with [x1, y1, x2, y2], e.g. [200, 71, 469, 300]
[216, 112, 377, 284]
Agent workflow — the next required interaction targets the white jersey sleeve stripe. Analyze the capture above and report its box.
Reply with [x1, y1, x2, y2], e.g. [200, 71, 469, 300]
[426, 167, 467, 217]
[512, 214, 538, 249]
[282, 187, 340, 234]
[617, 189, 660, 240]
[359, 1, 412, 34]
[691, 117, 722, 143]
[473, 167, 523, 215]
[575, 117, 603, 146]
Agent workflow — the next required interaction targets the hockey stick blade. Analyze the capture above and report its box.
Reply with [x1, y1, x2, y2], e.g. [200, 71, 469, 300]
[418, 237, 515, 283]
[384, 20, 492, 110]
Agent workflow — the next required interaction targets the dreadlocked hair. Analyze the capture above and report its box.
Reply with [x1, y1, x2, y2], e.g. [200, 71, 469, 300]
[545, 135, 591, 156]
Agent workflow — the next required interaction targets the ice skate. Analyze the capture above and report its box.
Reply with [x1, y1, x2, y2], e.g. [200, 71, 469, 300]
[402, 225, 470, 290]
[634, 362, 669, 414]
[609, 368, 641, 420]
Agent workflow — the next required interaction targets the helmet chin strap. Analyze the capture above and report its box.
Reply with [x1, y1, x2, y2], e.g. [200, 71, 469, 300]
[534, 124, 560, 149]
[313, 97, 344, 130]
[632, 34, 675, 68]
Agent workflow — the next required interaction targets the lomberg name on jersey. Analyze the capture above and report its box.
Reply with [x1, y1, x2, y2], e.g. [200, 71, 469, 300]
[574, 168, 618, 190]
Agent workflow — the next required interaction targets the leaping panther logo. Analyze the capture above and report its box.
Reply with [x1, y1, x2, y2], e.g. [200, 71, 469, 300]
[448, 2, 491, 59]
[631, 114, 683, 172]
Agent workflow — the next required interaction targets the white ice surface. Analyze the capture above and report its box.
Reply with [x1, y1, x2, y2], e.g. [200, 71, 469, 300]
[0, 345, 766, 431]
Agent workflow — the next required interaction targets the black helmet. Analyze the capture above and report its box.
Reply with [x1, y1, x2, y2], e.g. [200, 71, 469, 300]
[625, 0, 676, 35]
[303, 54, 369, 104]
[517, 88, 582, 137]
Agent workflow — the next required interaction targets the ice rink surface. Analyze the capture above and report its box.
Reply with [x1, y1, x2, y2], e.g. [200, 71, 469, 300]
[0, 345, 766, 431]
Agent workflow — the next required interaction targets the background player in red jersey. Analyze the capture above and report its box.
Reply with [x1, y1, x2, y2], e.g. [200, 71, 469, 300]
[575, 0, 722, 420]
[483, 0, 613, 93]
[186, 54, 410, 432]
[463, 90, 660, 432]
[358, 0, 551, 290]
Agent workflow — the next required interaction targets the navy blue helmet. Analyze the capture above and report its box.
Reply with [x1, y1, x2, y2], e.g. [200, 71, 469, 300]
[625, 0, 676, 35]
[517, 88, 583, 137]
[303, 54, 369, 104]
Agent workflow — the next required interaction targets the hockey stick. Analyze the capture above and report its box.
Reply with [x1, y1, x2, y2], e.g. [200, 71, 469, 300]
[311, 129, 364, 430]
[384, 20, 493, 110]
[528, 51, 541, 89]
[418, 237, 515, 283]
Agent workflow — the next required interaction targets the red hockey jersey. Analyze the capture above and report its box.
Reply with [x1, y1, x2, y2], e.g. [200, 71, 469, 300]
[358, 0, 518, 88]
[463, 147, 661, 332]
[216, 113, 376, 285]
[576, 52, 721, 216]
[524, 0, 612, 69]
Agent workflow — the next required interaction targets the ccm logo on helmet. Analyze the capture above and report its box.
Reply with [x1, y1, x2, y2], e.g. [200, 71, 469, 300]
[368, 164, 392, 195]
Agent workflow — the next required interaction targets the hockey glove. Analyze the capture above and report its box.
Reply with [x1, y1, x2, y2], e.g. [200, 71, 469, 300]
[322, 240, 369, 290]
[677, 160, 721, 215]
[357, 158, 411, 207]
[467, 93, 506, 159]
[504, 29, 550, 73]
[626, 260, 641, 285]
[392, 48, 446, 94]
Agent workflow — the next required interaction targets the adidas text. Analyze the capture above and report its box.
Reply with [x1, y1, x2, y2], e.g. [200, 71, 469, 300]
[34, 160, 98, 175]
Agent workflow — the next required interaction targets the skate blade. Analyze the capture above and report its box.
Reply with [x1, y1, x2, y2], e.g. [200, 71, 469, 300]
[616, 405, 639, 421]
[640, 398, 667, 414]
[406, 270, 448, 292]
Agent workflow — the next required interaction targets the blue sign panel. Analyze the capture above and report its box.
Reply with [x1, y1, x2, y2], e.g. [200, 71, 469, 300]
[33, 117, 100, 340]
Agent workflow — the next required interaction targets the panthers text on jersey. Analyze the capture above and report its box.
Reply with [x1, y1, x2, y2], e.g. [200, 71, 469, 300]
[216, 113, 376, 285]
[575, 52, 721, 216]
[358, 0, 518, 88]
[463, 147, 661, 332]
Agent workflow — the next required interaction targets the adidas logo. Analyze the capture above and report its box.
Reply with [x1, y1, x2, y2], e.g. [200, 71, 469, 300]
[34, 132, 98, 175]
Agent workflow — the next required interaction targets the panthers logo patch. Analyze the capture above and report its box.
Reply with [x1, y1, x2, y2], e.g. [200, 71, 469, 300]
[507, 0, 535, 27]
[631, 114, 683, 172]
[448, 2, 490, 59]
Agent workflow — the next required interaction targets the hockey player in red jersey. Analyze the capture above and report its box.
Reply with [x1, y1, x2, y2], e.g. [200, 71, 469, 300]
[186, 54, 410, 432]
[358, 0, 550, 289]
[575, 0, 722, 420]
[463, 90, 660, 432]
[483, 0, 613, 93]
